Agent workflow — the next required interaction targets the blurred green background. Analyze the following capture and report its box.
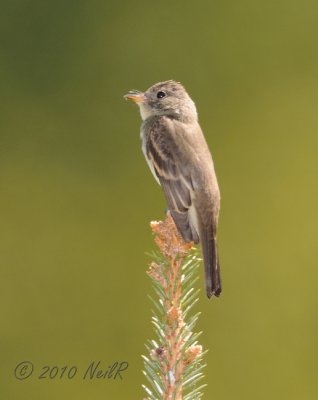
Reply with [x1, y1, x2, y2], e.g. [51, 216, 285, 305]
[1, 1, 318, 399]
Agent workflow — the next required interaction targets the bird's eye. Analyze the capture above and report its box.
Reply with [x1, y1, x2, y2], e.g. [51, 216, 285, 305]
[157, 91, 166, 99]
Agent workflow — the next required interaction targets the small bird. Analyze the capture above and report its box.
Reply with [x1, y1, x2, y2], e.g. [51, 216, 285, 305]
[124, 80, 221, 298]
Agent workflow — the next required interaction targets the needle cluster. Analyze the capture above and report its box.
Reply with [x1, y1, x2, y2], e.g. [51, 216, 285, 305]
[142, 213, 206, 400]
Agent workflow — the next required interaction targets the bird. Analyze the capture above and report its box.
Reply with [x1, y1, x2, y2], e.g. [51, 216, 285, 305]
[124, 80, 221, 298]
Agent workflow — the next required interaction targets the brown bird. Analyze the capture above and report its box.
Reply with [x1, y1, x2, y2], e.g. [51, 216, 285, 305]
[124, 80, 221, 298]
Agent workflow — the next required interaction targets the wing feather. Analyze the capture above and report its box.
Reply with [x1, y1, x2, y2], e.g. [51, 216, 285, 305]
[144, 117, 198, 243]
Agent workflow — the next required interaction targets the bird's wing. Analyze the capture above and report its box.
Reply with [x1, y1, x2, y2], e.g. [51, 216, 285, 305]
[145, 117, 199, 243]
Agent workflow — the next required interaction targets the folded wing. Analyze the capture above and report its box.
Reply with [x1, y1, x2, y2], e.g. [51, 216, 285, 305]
[145, 117, 199, 243]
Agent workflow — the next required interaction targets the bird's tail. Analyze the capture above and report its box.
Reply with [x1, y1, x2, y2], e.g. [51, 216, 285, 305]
[201, 229, 221, 298]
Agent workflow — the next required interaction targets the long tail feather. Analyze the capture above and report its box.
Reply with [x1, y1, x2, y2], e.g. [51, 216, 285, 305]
[200, 228, 221, 298]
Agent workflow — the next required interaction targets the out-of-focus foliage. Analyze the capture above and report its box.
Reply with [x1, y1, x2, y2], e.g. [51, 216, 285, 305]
[1, 1, 317, 399]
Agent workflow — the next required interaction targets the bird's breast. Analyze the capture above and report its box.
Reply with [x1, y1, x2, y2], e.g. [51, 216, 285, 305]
[140, 125, 161, 185]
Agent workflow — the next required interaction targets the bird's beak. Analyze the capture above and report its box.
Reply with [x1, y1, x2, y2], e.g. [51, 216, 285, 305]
[124, 90, 145, 104]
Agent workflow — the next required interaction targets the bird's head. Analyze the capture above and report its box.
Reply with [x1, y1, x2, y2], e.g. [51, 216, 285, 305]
[124, 80, 198, 122]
